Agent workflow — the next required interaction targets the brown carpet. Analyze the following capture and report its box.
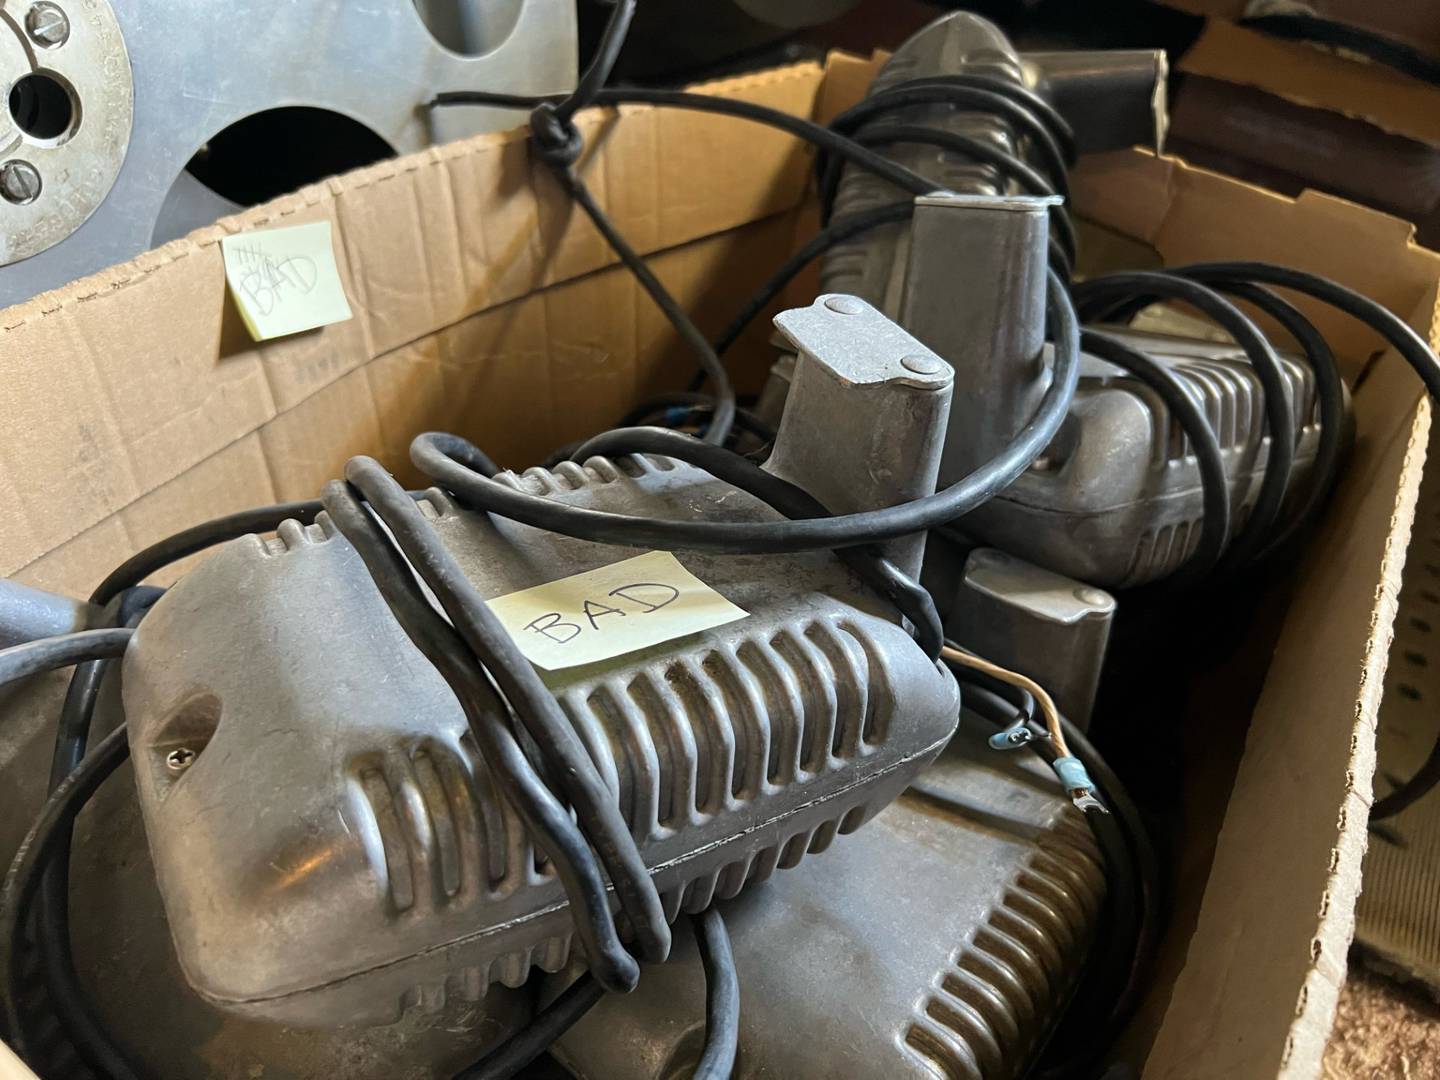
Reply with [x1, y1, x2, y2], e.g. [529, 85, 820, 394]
[1323, 964, 1440, 1079]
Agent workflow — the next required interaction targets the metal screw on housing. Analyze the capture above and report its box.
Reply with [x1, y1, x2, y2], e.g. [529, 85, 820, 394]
[165, 747, 197, 772]
[0, 162, 42, 206]
[25, 2, 71, 48]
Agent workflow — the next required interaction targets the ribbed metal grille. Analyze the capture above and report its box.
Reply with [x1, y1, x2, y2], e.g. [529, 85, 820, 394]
[902, 815, 1105, 1079]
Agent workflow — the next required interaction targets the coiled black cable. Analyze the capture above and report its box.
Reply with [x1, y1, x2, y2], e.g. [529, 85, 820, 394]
[322, 475, 647, 993]
[27, 589, 160, 1080]
[1, 720, 132, 1060]
[344, 456, 672, 977]
[412, 269, 1079, 555]
[563, 425, 944, 658]
[1080, 330, 1232, 582]
[816, 126, 1076, 274]
[33, 9, 1434, 1079]
[822, 79, 1075, 202]
[2, 497, 359, 1071]
[618, 393, 777, 444]
[1077, 261, 1440, 808]
[1074, 271, 1299, 570]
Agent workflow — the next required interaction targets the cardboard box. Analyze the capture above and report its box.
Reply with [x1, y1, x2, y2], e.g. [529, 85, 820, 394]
[1157, 1, 1440, 59]
[1169, 20, 1440, 246]
[1, 50, 1436, 1079]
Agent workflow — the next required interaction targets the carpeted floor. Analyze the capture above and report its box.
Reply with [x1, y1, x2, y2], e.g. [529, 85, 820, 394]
[1323, 964, 1440, 1078]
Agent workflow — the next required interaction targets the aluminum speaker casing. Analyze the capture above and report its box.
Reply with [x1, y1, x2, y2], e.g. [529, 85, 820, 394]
[550, 723, 1105, 1079]
[960, 325, 1350, 587]
[118, 295, 961, 1027]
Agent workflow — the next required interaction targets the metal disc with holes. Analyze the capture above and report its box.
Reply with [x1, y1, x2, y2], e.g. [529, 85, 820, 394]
[0, 0, 133, 265]
[0, 0, 576, 308]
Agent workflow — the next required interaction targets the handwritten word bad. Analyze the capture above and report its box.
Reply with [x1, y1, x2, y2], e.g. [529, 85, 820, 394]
[524, 582, 680, 644]
[230, 244, 319, 316]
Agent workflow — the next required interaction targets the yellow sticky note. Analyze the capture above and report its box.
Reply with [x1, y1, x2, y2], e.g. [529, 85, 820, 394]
[485, 551, 748, 671]
[220, 221, 353, 340]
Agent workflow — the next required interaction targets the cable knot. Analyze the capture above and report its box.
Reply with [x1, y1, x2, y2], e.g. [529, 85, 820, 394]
[529, 102, 583, 169]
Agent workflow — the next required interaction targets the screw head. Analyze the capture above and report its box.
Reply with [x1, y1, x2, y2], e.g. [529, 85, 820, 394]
[823, 295, 865, 315]
[0, 161, 41, 205]
[1074, 586, 1110, 607]
[900, 353, 945, 376]
[24, 2, 69, 47]
[165, 747, 198, 772]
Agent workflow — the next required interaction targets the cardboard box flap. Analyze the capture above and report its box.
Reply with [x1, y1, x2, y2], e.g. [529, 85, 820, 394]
[1073, 149, 1440, 378]
[1143, 295, 1434, 1078]
[0, 62, 825, 580]
[1181, 20, 1440, 149]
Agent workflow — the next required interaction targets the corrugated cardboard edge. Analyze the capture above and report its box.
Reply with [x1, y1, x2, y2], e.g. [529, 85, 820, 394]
[1180, 20, 1440, 149]
[0, 61, 825, 580]
[1072, 148, 1440, 379]
[1073, 147, 1440, 1076]
[1284, 374, 1430, 1080]
[1139, 321, 1432, 1080]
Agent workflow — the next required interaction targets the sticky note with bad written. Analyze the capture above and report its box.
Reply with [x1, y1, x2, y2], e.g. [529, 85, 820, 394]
[485, 551, 749, 670]
[221, 221, 353, 340]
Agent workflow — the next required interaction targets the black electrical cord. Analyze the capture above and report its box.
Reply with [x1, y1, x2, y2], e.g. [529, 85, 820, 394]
[457, 975, 607, 1080]
[1081, 329, 1232, 581]
[1, 726, 130, 1057]
[618, 393, 777, 444]
[326, 460, 754, 1076]
[563, 425, 943, 658]
[902, 72, 1077, 160]
[0, 13, 1196, 1077]
[710, 200, 914, 364]
[412, 269, 1080, 556]
[0, 629, 131, 688]
[456, 908, 739, 1080]
[818, 125, 1077, 268]
[4, 497, 351, 1073]
[548, 164, 738, 448]
[0, 629, 135, 1066]
[1073, 275, 1349, 564]
[1154, 264, 1440, 818]
[693, 906, 741, 1080]
[552, 0, 633, 128]
[320, 478, 645, 993]
[1372, 743, 1440, 821]
[1194, 279, 1348, 560]
[92, 499, 325, 606]
[823, 81, 1074, 201]
[1172, 263, 1440, 402]
[1075, 261, 1440, 811]
[433, 74, 954, 451]
[1242, 12, 1440, 88]
[342, 456, 672, 975]
[1074, 271, 1298, 569]
[432, 86, 943, 204]
[28, 589, 160, 1080]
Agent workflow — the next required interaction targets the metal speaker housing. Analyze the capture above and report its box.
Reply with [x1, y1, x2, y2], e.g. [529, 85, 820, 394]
[121, 458, 959, 1026]
[550, 723, 1105, 1079]
[961, 325, 1348, 587]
